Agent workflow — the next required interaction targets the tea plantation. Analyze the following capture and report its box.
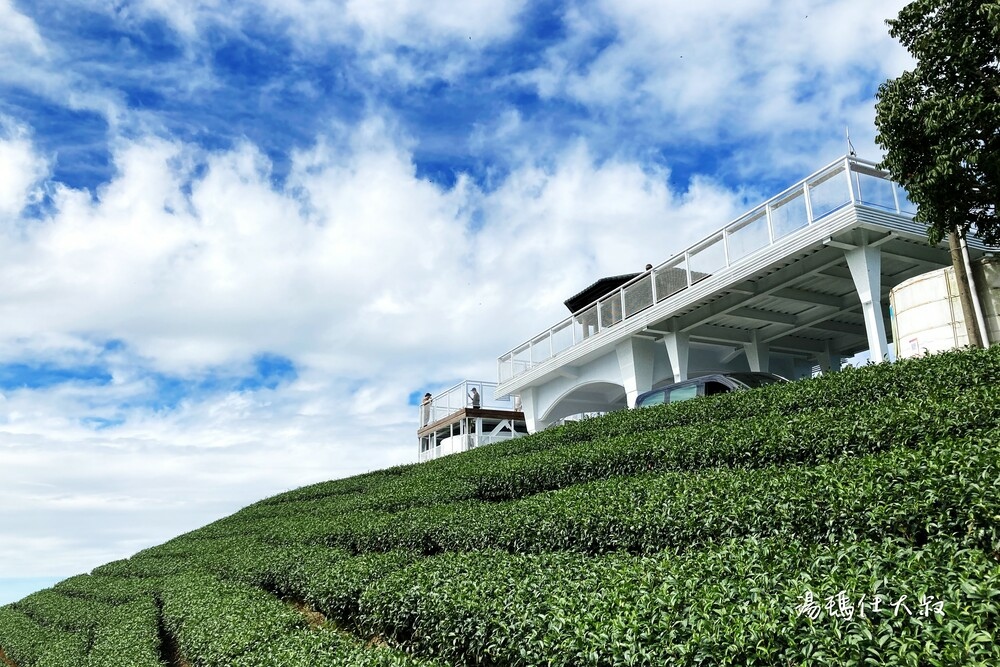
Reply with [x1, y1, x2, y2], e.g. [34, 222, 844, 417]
[2, 347, 999, 666]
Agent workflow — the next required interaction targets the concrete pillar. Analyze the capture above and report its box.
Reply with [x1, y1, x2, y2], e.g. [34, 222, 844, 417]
[519, 387, 548, 434]
[663, 332, 690, 382]
[845, 245, 890, 362]
[743, 330, 770, 373]
[615, 337, 655, 408]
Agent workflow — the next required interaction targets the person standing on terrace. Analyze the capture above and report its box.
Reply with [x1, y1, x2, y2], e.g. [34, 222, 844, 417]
[420, 392, 433, 426]
[468, 387, 481, 409]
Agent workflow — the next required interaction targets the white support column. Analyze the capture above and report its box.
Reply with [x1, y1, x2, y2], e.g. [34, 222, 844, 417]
[743, 330, 770, 373]
[615, 338, 655, 408]
[519, 387, 548, 434]
[845, 245, 890, 362]
[663, 332, 690, 382]
[817, 341, 842, 374]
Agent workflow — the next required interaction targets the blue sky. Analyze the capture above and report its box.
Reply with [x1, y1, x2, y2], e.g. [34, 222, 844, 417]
[0, 0, 911, 604]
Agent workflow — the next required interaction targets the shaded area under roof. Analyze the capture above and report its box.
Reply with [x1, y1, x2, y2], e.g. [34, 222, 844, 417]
[564, 273, 641, 313]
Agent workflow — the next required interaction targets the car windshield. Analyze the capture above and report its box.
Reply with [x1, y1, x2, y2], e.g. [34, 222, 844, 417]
[724, 373, 783, 388]
[636, 390, 666, 407]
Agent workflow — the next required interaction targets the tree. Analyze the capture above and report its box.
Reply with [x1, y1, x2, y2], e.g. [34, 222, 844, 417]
[875, 0, 1000, 347]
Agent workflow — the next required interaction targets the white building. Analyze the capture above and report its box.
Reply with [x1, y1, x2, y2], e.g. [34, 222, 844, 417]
[496, 156, 996, 433]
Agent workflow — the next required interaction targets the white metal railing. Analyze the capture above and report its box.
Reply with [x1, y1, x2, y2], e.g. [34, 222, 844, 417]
[497, 156, 916, 384]
[418, 380, 515, 428]
[418, 431, 523, 462]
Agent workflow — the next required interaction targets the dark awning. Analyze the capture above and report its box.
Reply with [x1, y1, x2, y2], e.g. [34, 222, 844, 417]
[563, 273, 641, 313]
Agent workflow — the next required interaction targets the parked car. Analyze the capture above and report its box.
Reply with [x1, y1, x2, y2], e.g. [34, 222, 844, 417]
[633, 372, 787, 408]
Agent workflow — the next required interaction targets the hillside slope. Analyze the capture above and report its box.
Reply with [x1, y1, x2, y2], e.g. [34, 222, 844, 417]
[2, 348, 1000, 666]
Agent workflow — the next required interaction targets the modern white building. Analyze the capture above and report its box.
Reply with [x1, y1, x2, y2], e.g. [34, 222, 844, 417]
[496, 156, 996, 433]
[417, 380, 527, 462]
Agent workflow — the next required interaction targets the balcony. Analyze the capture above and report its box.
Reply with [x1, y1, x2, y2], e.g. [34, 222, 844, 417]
[497, 157, 915, 386]
[417, 380, 527, 462]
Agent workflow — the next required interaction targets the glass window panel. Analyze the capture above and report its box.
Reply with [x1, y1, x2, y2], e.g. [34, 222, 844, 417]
[808, 168, 851, 221]
[688, 236, 726, 283]
[636, 390, 666, 407]
[488, 390, 512, 409]
[726, 212, 770, 262]
[574, 304, 599, 340]
[895, 184, 917, 215]
[654, 263, 688, 301]
[531, 334, 551, 363]
[703, 381, 729, 396]
[623, 275, 654, 317]
[512, 344, 531, 366]
[854, 172, 896, 210]
[499, 355, 513, 383]
[550, 320, 575, 355]
[769, 190, 809, 239]
[599, 292, 624, 328]
[667, 385, 698, 403]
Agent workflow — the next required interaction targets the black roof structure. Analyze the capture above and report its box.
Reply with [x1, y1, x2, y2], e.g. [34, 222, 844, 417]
[563, 273, 641, 313]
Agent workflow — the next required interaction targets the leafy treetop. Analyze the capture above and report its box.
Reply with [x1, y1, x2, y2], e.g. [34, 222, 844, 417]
[875, 0, 1000, 246]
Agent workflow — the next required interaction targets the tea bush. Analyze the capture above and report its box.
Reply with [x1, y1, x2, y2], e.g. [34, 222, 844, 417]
[2, 347, 1000, 665]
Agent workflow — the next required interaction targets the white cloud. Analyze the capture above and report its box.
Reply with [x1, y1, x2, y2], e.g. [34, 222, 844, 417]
[0, 119, 48, 220]
[0, 119, 748, 382]
[0, 4, 132, 131]
[0, 0, 46, 57]
[125, 0, 527, 63]
[0, 117, 749, 582]
[94, 0, 531, 91]
[522, 0, 912, 171]
[341, 0, 526, 46]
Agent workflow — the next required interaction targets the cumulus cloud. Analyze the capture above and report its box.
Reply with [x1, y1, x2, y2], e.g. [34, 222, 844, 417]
[475, 143, 745, 330]
[0, 115, 749, 581]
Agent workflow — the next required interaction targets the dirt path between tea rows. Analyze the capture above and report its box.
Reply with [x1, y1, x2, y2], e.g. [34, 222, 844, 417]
[0, 646, 18, 667]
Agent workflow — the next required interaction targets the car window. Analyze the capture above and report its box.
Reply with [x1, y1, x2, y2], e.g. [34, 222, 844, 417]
[667, 385, 698, 403]
[636, 390, 667, 407]
[725, 372, 783, 388]
[703, 380, 730, 396]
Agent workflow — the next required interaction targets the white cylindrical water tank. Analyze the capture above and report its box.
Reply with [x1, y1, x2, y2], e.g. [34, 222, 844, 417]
[977, 257, 1000, 343]
[890, 257, 1000, 359]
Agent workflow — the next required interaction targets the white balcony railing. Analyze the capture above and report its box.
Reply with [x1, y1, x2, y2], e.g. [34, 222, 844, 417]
[497, 156, 916, 384]
[418, 380, 516, 428]
[418, 431, 523, 462]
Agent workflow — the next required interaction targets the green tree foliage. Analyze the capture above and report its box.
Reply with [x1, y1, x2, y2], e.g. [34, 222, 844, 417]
[875, 0, 1000, 245]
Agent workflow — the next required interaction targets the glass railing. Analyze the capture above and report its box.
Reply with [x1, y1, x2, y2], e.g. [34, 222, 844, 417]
[497, 156, 915, 384]
[418, 380, 517, 428]
[418, 431, 523, 462]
